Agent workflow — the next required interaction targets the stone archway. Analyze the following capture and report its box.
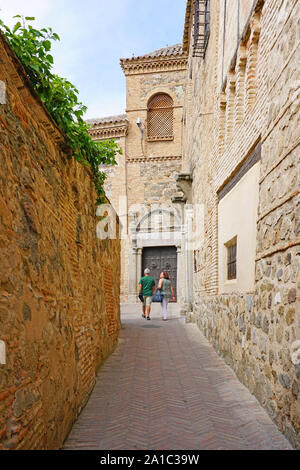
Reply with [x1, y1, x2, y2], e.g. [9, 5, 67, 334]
[127, 206, 183, 303]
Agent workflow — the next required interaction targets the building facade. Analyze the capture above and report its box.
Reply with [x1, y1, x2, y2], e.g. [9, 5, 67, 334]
[181, 0, 300, 448]
[88, 45, 189, 306]
[88, 0, 299, 447]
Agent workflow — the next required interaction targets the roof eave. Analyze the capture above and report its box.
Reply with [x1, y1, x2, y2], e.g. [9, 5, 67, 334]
[120, 54, 188, 75]
[183, 0, 193, 54]
[86, 116, 128, 128]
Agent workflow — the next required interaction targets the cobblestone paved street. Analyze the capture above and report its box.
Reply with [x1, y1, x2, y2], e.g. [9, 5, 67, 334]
[63, 306, 292, 450]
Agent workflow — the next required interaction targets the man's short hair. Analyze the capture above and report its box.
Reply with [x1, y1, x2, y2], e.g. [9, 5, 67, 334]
[144, 268, 150, 275]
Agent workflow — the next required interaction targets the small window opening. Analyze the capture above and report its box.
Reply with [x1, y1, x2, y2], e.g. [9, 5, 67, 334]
[226, 237, 237, 280]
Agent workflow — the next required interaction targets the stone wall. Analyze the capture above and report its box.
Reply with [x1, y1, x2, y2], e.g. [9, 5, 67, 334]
[182, 0, 300, 447]
[126, 70, 186, 159]
[0, 34, 121, 450]
[127, 159, 183, 208]
[99, 135, 127, 214]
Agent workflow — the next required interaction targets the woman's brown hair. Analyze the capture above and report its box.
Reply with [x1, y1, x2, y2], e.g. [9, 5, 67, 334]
[162, 271, 170, 279]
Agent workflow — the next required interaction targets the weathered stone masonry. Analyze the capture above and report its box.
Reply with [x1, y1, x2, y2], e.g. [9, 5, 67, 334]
[182, 0, 300, 448]
[0, 34, 120, 450]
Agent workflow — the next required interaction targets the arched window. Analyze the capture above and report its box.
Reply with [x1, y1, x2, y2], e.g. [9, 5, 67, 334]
[147, 93, 173, 140]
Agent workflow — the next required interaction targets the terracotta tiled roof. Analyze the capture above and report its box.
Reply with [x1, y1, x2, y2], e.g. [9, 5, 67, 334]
[86, 114, 127, 126]
[121, 44, 184, 62]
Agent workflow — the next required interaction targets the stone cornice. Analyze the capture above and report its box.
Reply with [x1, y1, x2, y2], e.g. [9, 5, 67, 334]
[89, 123, 128, 140]
[127, 155, 182, 163]
[120, 57, 188, 76]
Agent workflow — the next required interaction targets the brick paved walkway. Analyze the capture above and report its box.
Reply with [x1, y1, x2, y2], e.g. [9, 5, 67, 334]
[63, 307, 292, 450]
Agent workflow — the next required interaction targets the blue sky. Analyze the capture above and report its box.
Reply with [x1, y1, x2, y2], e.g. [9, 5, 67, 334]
[0, 0, 187, 118]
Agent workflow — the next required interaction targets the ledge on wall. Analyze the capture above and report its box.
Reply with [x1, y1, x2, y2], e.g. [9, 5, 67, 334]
[175, 173, 193, 202]
[171, 195, 187, 204]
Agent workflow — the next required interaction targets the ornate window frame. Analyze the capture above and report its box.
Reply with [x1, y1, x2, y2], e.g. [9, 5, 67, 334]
[147, 93, 174, 142]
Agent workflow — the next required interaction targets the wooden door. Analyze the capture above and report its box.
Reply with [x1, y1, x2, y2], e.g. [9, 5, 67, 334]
[142, 246, 177, 301]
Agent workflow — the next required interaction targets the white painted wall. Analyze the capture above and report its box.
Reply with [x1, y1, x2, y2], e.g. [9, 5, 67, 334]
[218, 161, 260, 293]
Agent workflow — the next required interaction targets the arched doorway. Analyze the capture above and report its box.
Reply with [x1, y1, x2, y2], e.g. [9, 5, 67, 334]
[142, 246, 177, 301]
[127, 206, 182, 303]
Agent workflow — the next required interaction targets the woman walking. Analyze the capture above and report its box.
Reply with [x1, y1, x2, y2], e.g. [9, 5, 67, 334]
[158, 271, 175, 321]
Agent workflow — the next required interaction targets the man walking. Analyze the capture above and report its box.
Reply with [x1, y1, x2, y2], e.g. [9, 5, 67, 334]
[138, 268, 155, 320]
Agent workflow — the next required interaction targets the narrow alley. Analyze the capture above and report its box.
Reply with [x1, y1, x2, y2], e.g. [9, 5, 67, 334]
[0, 0, 299, 452]
[63, 306, 292, 451]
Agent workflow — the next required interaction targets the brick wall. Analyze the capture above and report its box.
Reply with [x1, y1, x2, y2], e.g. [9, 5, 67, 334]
[0, 34, 121, 449]
[183, 0, 300, 448]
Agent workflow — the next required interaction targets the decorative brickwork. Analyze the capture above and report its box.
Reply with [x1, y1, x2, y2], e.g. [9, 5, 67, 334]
[234, 46, 247, 131]
[87, 115, 128, 140]
[120, 45, 188, 76]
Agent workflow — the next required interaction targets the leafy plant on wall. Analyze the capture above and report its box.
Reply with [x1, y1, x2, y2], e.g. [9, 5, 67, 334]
[0, 15, 122, 205]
